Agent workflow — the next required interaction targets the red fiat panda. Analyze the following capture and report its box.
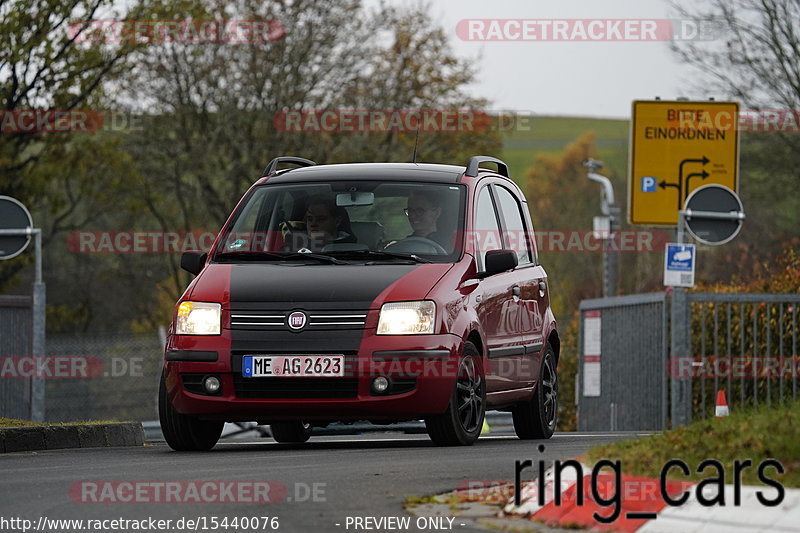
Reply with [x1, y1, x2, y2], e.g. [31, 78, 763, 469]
[159, 156, 559, 450]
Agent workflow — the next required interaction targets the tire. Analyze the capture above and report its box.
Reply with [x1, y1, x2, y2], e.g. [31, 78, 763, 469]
[425, 342, 485, 446]
[270, 421, 313, 443]
[158, 373, 224, 451]
[512, 343, 557, 439]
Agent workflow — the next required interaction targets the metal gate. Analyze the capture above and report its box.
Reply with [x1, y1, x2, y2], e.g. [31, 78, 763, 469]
[685, 293, 799, 419]
[578, 291, 800, 431]
[578, 292, 667, 431]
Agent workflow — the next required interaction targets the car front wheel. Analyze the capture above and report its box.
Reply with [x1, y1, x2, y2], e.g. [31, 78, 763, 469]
[425, 342, 485, 446]
[512, 343, 557, 439]
[158, 373, 224, 451]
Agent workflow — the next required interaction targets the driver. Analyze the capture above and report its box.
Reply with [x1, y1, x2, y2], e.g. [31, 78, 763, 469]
[403, 191, 450, 248]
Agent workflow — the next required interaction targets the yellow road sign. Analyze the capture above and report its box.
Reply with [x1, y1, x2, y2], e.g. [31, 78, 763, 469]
[628, 100, 739, 226]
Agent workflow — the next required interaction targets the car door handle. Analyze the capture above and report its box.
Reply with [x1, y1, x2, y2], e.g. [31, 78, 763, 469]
[538, 281, 546, 296]
[511, 286, 521, 297]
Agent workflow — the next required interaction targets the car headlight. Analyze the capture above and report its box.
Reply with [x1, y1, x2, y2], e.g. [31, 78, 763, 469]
[377, 301, 435, 335]
[176, 301, 221, 335]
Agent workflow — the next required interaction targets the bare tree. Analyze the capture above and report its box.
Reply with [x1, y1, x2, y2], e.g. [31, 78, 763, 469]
[670, 0, 800, 153]
[670, 0, 800, 286]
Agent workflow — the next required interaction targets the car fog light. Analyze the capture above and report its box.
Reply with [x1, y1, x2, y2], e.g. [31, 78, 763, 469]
[204, 375, 221, 394]
[372, 376, 389, 394]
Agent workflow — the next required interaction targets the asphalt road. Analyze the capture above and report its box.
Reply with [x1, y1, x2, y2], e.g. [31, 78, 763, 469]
[0, 432, 640, 533]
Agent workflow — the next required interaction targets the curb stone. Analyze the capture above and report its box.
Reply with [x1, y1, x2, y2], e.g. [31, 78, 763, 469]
[43, 425, 80, 450]
[77, 424, 106, 448]
[3, 427, 46, 453]
[0, 422, 144, 453]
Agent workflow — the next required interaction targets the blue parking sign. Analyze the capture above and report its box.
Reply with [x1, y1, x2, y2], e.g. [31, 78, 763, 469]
[641, 176, 657, 192]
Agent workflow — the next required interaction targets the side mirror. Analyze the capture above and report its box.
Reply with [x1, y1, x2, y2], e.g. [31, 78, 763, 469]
[483, 249, 518, 277]
[181, 251, 208, 276]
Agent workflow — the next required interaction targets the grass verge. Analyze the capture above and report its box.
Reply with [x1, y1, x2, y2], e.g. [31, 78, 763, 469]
[586, 403, 799, 487]
[0, 418, 120, 428]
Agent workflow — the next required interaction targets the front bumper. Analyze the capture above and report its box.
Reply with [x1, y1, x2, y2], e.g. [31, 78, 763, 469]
[163, 331, 464, 422]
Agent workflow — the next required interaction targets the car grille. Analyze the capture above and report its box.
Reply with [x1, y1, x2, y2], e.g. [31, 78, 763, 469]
[229, 309, 368, 331]
[232, 376, 359, 399]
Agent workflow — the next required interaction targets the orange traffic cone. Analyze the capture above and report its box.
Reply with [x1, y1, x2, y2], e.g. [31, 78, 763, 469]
[715, 390, 729, 418]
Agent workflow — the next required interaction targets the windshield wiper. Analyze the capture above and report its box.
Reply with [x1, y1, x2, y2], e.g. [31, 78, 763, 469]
[215, 251, 345, 264]
[327, 250, 432, 263]
[283, 252, 346, 264]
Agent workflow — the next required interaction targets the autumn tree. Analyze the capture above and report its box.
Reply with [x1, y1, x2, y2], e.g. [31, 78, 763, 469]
[118, 0, 501, 328]
[0, 0, 179, 291]
[523, 132, 662, 316]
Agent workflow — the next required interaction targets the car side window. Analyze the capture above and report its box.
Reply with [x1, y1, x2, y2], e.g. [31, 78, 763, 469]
[493, 186, 532, 265]
[474, 186, 502, 271]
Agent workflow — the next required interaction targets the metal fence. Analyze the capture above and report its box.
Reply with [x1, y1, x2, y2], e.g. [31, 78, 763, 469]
[577, 292, 668, 432]
[578, 291, 800, 431]
[0, 295, 33, 420]
[687, 293, 800, 419]
[44, 334, 163, 422]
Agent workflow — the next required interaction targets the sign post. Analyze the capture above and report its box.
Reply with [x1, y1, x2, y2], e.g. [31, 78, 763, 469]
[629, 100, 740, 226]
[665, 186, 745, 427]
[628, 100, 743, 428]
[0, 196, 46, 422]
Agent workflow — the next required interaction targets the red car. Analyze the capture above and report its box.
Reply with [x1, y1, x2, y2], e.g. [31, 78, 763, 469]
[159, 156, 559, 450]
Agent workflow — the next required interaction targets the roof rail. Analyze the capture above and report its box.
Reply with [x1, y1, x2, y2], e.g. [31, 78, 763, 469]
[262, 156, 316, 177]
[464, 156, 509, 178]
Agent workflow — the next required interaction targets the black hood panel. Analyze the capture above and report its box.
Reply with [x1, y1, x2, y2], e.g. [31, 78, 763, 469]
[228, 263, 418, 310]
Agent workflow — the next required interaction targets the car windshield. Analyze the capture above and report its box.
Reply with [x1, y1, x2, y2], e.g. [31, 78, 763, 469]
[214, 181, 466, 263]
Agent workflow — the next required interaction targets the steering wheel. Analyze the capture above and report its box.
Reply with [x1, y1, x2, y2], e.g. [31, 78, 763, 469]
[384, 236, 448, 255]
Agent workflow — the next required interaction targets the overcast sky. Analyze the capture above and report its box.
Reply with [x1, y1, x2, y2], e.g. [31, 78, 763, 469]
[396, 0, 705, 119]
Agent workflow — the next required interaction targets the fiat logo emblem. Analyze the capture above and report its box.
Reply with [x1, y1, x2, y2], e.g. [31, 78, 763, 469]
[287, 311, 307, 330]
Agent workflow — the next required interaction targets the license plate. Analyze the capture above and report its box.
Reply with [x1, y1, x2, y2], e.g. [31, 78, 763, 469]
[242, 355, 344, 377]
